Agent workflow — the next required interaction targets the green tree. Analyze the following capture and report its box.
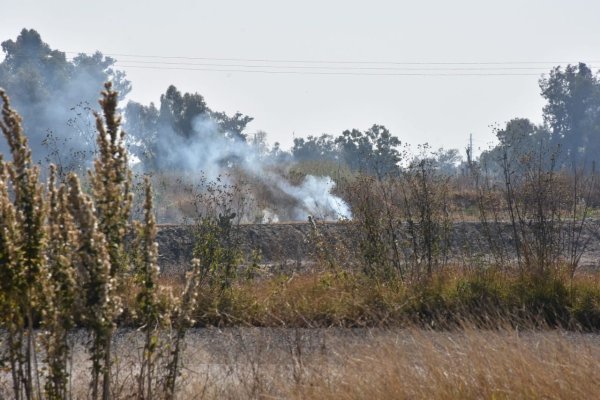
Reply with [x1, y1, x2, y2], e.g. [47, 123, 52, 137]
[155, 85, 253, 142]
[428, 148, 462, 176]
[540, 62, 600, 166]
[158, 85, 209, 140]
[479, 118, 553, 175]
[292, 134, 339, 162]
[0, 28, 131, 167]
[336, 124, 401, 178]
[124, 85, 253, 171]
[123, 101, 159, 166]
[211, 110, 253, 142]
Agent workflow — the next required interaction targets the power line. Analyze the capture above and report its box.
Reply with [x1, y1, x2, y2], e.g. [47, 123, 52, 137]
[64, 51, 598, 67]
[109, 59, 570, 71]
[113, 64, 542, 76]
[60, 50, 600, 77]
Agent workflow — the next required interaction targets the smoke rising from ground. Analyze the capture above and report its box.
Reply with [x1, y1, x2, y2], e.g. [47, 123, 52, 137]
[152, 114, 351, 222]
[0, 30, 352, 223]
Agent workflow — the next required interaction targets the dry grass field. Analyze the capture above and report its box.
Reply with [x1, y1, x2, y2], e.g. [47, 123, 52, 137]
[5, 327, 595, 400]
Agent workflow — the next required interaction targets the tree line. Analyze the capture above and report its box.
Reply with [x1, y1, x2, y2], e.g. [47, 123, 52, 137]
[2, 29, 600, 179]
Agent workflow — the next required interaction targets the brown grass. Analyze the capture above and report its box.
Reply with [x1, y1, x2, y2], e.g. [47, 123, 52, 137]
[175, 327, 600, 399]
[8, 327, 594, 400]
[150, 268, 600, 330]
[287, 328, 600, 400]
[184, 330, 600, 399]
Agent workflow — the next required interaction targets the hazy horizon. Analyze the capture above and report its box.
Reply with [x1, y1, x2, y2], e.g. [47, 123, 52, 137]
[2, 0, 600, 154]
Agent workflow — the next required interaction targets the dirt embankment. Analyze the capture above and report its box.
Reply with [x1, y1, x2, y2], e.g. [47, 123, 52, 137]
[157, 222, 353, 275]
[157, 221, 600, 275]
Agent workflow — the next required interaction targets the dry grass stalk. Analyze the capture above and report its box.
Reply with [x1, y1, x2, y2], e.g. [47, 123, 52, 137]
[0, 88, 47, 400]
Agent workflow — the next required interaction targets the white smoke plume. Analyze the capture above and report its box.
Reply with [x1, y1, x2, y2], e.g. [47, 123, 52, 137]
[276, 175, 351, 220]
[153, 114, 352, 222]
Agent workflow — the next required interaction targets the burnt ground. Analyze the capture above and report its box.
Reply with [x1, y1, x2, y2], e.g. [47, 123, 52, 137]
[156, 221, 600, 276]
[156, 222, 354, 276]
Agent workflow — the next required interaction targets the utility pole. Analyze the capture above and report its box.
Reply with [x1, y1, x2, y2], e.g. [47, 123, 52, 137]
[466, 133, 473, 172]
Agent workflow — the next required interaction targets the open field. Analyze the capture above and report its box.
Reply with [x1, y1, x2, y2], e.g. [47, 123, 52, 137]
[2, 328, 598, 399]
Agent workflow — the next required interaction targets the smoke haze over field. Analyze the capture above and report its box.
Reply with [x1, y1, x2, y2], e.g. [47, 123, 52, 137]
[9, 24, 600, 223]
[153, 114, 351, 221]
[0, 29, 351, 222]
[4, 0, 600, 156]
[0, 29, 131, 168]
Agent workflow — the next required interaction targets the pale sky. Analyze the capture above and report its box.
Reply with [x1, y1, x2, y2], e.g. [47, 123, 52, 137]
[2, 0, 600, 154]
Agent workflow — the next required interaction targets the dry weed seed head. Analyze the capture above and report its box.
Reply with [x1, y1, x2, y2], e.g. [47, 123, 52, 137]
[90, 82, 133, 279]
[0, 154, 21, 287]
[0, 88, 49, 400]
[0, 88, 47, 298]
[134, 177, 161, 319]
[40, 164, 80, 399]
[66, 173, 117, 399]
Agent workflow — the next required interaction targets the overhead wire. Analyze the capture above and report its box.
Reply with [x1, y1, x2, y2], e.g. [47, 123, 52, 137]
[62, 51, 598, 77]
[107, 60, 565, 71]
[112, 64, 542, 76]
[64, 51, 598, 66]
